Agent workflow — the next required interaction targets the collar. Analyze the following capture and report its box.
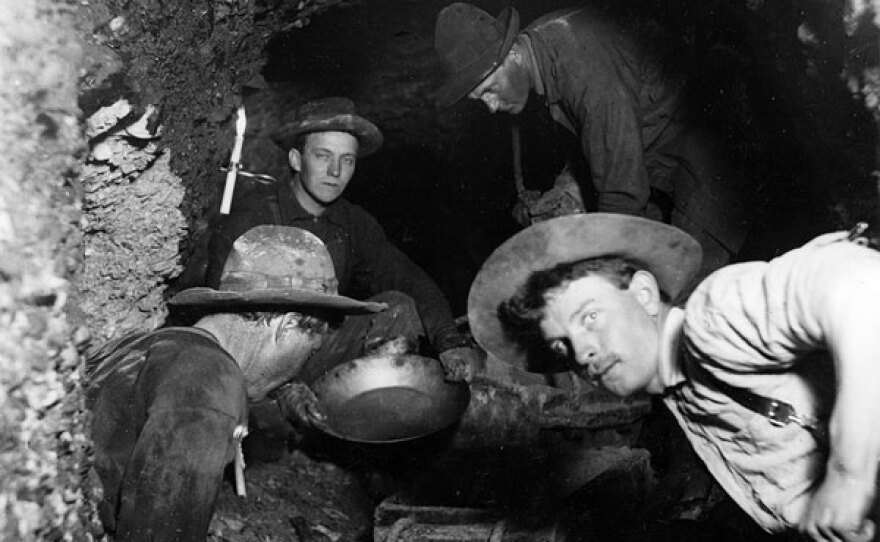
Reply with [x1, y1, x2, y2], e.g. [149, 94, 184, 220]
[522, 28, 559, 105]
[520, 34, 545, 97]
[658, 306, 686, 390]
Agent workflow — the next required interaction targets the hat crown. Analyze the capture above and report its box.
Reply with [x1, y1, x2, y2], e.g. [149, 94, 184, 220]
[435, 3, 504, 64]
[219, 225, 339, 295]
[271, 97, 383, 157]
[289, 97, 357, 127]
[432, 3, 520, 106]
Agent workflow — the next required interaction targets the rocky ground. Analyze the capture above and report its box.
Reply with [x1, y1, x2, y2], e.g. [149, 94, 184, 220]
[205, 372, 794, 542]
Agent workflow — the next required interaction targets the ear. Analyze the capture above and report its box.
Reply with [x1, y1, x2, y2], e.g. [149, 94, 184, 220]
[288, 148, 302, 172]
[273, 312, 302, 342]
[628, 270, 662, 317]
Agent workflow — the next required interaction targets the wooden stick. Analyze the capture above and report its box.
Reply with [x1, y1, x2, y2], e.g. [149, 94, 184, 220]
[220, 106, 247, 215]
[511, 121, 525, 198]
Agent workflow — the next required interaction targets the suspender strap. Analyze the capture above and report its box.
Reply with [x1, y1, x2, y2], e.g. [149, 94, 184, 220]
[681, 351, 827, 443]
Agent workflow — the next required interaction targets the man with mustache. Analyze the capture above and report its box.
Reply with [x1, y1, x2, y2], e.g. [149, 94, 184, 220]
[470, 213, 879, 542]
[434, 3, 756, 278]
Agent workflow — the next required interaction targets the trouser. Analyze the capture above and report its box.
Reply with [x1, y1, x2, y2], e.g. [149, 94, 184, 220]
[246, 290, 426, 458]
[90, 349, 246, 541]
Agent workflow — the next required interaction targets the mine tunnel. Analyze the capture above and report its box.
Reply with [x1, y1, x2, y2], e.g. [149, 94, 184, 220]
[4, 0, 880, 540]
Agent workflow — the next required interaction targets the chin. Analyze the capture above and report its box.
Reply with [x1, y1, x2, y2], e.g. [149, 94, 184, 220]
[601, 378, 637, 398]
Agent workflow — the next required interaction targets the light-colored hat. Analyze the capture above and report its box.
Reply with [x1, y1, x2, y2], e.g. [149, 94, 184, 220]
[271, 97, 383, 157]
[170, 225, 385, 314]
[433, 3, 520, 106]
[467, 213, 702, 371]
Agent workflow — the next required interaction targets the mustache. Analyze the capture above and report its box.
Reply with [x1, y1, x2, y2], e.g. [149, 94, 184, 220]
[570, 354, 619, 384]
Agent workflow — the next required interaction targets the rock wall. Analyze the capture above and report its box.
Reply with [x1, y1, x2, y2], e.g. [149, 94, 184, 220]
[0, 0, 97, 539]
[1, 0, 352, 538]
[77, 0, 353, 341]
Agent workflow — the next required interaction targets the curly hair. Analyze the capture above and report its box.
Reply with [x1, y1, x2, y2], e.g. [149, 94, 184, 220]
[497, 256, 655, 357]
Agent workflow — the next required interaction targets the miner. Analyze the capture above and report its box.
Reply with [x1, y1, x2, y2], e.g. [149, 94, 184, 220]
[206, 97, 480, 386]
[86, 225, 384, 541]
[470, 212, 879, 542]
[434, 3, 756, 277]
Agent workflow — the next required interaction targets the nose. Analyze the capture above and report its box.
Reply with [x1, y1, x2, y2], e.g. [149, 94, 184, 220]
[482, 95, 498, 114]
[570, 334, 599, 369]
[328, 158, 340, 177]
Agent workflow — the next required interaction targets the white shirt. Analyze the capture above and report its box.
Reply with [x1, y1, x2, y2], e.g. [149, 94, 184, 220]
[656, 240, 876, 531]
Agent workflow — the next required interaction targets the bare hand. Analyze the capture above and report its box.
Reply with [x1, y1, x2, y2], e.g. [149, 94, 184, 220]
[438, 346, 480, 382]
[800, 468, 876, 542]
[277, 381, 330, 432]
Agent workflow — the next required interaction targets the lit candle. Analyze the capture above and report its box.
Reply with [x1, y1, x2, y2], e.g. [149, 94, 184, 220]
[220, 106, 247, 215]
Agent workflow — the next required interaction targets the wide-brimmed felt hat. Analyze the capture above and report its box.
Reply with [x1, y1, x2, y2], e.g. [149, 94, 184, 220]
[170, 225, 386, 314]
[271, 97, 383, 157]
[434, 3, 520, 106]
[467, 213, 702, 372]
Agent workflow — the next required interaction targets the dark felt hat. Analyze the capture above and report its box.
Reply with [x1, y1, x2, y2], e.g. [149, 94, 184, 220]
[170, 225, 386, 314]
[467, 213, 702, 371]
[434, 3, 520, 106]
[271, 97, 384, 157]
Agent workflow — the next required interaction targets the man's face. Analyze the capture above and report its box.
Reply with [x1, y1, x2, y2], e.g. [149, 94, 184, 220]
[538, 274, 663, 397]
[275, 312, 328, 364]
[241, 311, 330, 400]
[290, 131, 359, 208]
[467, 55, 531, 115]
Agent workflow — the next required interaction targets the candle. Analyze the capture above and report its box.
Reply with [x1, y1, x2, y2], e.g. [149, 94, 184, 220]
[220, 106, 247, 215]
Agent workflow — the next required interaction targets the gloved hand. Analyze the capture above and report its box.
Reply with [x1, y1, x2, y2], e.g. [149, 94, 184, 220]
[276, 380, 329, 432]
[438, 346, 481, 382]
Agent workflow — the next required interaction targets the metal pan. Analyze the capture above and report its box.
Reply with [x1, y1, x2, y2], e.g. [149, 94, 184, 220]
[311, 353, 471, 443]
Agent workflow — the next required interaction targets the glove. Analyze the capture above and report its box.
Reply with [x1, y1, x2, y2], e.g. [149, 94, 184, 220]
[438, 346, 481, 382]
[275, 380, 329, 432]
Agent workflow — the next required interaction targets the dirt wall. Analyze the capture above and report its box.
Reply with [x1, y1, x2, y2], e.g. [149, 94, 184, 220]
[0, 0, 97, 539]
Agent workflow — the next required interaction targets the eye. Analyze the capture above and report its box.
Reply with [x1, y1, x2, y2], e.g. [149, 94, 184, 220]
[581, 311, 598, 326]
[342, 156, 355, 167]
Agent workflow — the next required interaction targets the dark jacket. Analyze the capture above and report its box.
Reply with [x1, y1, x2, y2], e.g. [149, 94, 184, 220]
[524, 7, 752, 251]
[86, 327, 247, 540]
[207, 180, 466, 352]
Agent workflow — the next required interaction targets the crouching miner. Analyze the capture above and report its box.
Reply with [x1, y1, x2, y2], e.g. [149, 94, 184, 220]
[85, 225, 385, 541]
[469, 213, 880, 542]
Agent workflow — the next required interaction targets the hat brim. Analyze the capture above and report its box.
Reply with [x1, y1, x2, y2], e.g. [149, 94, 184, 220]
[467, 213, 702, 373]
[169, 287, 387, 314]
[434, 6, 520, 107]
[272, 114, 384, 157]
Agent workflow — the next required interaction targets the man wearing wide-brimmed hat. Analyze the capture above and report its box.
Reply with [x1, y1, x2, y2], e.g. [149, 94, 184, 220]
[206, 97, 480, 386]
[86, 225, 383, 541]
[469, 212, 880, 542]
[433, 3, 757, 278]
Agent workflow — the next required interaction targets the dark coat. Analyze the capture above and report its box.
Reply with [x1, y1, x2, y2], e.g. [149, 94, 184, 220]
[86, 327, 247, 540]
[525, 7, 753, 251]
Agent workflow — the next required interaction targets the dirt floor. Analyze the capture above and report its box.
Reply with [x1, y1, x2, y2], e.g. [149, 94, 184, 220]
[207, 413, 798, 542]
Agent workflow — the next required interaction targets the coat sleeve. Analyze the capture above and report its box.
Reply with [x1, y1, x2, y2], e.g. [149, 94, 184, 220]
[348, 209, 467, 353]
